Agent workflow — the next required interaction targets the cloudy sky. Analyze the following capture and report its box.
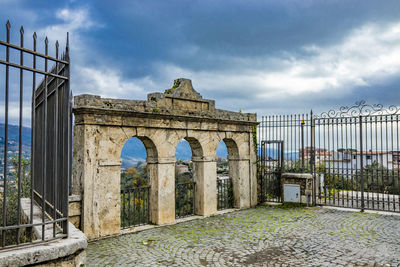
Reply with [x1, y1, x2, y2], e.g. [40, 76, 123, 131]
[1, 0, 400, 120]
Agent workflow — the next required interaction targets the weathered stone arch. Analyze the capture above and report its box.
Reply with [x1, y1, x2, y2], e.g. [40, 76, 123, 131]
[72, 78, 258, 240]
[117, 130, 159, 160]
[184, 136, 204, 158]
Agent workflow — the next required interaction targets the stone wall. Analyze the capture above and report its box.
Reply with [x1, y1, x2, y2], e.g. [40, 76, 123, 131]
[72, 78, 258, 240]
[281, 173, 314, 205]
[0, 199, 87, 266]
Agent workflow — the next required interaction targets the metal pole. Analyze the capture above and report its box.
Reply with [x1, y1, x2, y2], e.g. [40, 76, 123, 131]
[311, 110, 316, 206]
[301, 119, 305, 171]
[359, 115, 365, 211]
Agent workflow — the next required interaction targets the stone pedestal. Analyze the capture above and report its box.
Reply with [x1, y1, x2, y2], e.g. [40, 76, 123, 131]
[281, 173, 314, 205]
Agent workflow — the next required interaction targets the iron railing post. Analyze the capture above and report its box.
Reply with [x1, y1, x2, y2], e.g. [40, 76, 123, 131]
[2, 21, 10, 247]
[301, 119, 305, 171]
[311, 110, 316, 206]
[359, 115, 365, 211]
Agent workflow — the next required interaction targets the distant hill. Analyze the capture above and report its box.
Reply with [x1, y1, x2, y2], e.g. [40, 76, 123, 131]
[121, 138, 228, 167]
[0, 123, 229, 167]
[0, 123, 31, 144]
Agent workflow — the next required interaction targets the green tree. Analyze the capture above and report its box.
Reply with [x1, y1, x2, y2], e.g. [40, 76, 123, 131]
[355, 161, 399, 194]
[0, 154, 31, 246]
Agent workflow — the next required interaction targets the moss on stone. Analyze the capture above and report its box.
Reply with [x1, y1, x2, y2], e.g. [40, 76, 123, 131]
[164, 82, 180, 94]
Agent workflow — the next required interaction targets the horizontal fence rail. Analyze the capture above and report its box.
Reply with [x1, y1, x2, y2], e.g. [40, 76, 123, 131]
[121, 186, 150, 228]
[217, 177, 233, 210]
[175, 181, 195, 219]
[258, 101, 400, 213]
[0, 20, 71, 249]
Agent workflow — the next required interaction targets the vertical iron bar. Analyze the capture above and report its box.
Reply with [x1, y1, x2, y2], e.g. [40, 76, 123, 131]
[129, 190, 131, 226]
[375, 116, 379, 209]
[391, 115, 394, 212]
[290, 115, 293, 169]
[16, 26, 24, 244]
[53, 40, 59, 237]
[301, 117, 305, 171]
[327, 118, 331, 204]
[337, 118, 340, 205]
[380, 116, 384, 210]
[340, 117, 344, 206]
[294, 115, 297, 170]
[396, 115, 399, 212]
[350, 117, 354, 208]
[64, 33, 71, 235]
[370, 116, 373, 210]
[311, 110, 316, 205]
[360, 115, 365, 211]
[342, 118, 351, 207]
[42, 37, 49, 240]
[323, 118, 327, 205]
[385, 115, 389, 211]
[2, 21, 11, 247]
[30, 32, 37, 242]
[147, 187, 149, 223]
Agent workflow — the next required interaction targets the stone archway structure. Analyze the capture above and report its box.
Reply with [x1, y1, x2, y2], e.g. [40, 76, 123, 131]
[72, 78, 258, 240]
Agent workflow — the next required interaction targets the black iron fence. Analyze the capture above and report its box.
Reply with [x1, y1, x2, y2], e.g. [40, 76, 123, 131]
[121, 186, 150, 228]
[259, 141, 283, 203]
[175, 181, 195, 218]
[258, 101, 400, 213]
[217, 177, 234, 210]
[0, 21, 71, 249]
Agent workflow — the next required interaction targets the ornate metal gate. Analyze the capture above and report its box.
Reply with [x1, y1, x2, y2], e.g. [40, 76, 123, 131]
[258, 101, 400, 213]
[312, 101, 400, 212]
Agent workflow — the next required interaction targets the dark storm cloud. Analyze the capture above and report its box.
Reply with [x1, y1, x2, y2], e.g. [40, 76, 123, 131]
[0, 0, 400, 121]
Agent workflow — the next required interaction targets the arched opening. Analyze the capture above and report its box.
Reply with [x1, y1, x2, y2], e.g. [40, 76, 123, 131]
[218, 138, 240, 208]
[216, 140, 234, 210]
[174, 138, 202, 218]
[120, 137, 153, 228]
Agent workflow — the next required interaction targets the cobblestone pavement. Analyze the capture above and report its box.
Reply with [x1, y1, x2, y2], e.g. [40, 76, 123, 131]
[86, 206, 400, 266]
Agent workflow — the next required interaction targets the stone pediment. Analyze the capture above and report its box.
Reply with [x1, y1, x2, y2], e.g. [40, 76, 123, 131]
[74, 78, 257, 123]
[147, 78, 215, 114]
[164, 78, 202, 100]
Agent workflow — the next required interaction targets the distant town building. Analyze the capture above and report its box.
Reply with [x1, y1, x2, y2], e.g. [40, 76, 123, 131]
[176, 164, 189, 175]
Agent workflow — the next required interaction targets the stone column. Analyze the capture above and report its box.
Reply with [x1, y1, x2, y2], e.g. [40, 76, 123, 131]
[148, 156, 176, 225]
[229, 157, 252, 209]
[192, 156, 217, 216]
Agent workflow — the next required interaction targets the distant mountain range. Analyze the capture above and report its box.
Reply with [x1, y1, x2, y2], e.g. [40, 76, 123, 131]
[120, 137, 228, 167]
[0, 123, 31, 145]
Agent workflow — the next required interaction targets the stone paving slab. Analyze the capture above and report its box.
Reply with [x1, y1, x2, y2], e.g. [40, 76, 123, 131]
[86, 206, 400, 266]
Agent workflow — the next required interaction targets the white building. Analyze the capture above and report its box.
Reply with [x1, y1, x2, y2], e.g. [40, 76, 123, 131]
[325, 151, 397, 175]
